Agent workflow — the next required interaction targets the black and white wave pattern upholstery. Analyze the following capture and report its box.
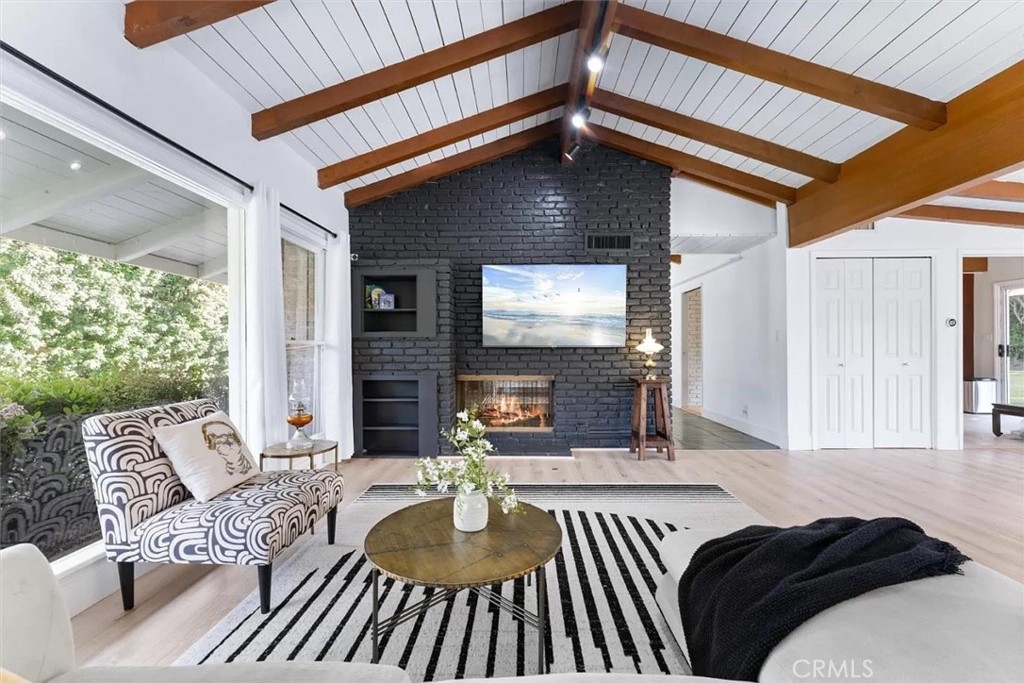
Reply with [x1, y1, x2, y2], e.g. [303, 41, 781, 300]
[82, 400, 343, 565]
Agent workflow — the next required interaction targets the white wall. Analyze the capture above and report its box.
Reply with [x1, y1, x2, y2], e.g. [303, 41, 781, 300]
[0, 1, 345, 235]
[786, 218, 1024, 450]
[973, 257, 1024, 377]
[669, 178, 786, 445]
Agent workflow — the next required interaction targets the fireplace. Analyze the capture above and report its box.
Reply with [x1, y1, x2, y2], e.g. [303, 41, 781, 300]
[457, 375, 554, 432]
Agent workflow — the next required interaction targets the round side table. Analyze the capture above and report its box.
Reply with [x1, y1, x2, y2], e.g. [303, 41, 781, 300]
[259, 439, 339, 470]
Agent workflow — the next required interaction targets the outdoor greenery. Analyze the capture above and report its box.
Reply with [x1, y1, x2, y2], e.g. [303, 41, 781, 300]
[0, 238, 229, 435]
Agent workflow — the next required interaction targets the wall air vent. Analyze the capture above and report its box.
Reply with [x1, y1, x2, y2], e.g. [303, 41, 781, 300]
[586, 233, 632, 252]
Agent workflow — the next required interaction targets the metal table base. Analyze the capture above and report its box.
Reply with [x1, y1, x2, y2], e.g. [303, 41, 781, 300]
[370, 566, 548, 674]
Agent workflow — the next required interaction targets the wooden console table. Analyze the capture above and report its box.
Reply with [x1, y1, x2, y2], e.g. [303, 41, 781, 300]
[630, 377, 675, 461]
[991, 403, 1024, 436]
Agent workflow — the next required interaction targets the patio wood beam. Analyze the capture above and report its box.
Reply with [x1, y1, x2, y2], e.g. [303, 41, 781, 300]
[345, 120, 560, 209]
[789, 62, 1024, 246]
[198, 254, 229, 280]
[613, 4, 946, 131]
[899, 205, 1024, 228]
[561, 0, 618, 160]
[252, 2, 582, 140]
[114, 209, 222, 262]
[319, 86, 566, 189]
[956, 180, 1024, 202]
[585, 125, 794, 205]
[0, 164, 149, 235]
[594, 90, 840, 182]
[124, 1, 273, 48]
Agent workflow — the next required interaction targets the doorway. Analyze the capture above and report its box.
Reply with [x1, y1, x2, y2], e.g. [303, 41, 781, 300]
[683, 287, 703, 413]
[996, 279, 1024, 404]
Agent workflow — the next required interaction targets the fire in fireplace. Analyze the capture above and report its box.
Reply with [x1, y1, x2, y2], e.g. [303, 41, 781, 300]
[456, 375, 554, 432]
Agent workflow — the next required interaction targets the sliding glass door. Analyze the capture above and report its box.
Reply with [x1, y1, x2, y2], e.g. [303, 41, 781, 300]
[997, 280, 1024, 405]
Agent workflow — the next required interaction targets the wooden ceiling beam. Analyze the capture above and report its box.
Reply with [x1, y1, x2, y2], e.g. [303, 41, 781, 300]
[671, 170, 777, 209]
[789, 62, 1024, 246]
[613, 4, 946, 130]
[963, 257, 989, 273]
[124, 1, 273, 48]
[593, 89, 839, 182]
[956, 180, 1024, 202]
[585, 125, 794, 205]
[319, 86, 566, 189]
[899, 205, 1024, 229]
[252, 2, 582, 140]
[561, 0, 618, 160]
[345, 121, 560, 209]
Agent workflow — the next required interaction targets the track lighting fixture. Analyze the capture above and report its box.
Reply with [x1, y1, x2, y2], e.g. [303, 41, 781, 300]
[564, 141, 582, 161]
[587, 54, 604, 73]
[571, 107, 591, 129]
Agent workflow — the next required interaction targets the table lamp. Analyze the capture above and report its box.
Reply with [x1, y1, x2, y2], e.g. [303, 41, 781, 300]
[636, 328, 664, 380]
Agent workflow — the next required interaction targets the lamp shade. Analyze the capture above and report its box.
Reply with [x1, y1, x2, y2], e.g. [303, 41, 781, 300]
[635, 328, 663, 355]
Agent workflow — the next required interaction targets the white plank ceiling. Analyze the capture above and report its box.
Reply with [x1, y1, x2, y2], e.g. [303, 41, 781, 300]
[173, 0, 1024, 197]
[0, 104, 228, 280]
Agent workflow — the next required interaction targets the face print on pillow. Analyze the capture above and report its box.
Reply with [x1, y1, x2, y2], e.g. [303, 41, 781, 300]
[201, 420, 253, 476]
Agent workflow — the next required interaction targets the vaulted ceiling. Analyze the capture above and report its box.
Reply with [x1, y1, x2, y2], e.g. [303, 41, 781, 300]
[124, 0, 1024, 245]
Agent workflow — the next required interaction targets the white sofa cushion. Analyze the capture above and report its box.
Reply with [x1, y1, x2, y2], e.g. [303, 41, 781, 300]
[657, 529, 1024, 683]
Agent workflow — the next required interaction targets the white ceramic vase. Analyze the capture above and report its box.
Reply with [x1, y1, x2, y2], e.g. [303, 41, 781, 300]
[453, 490, 488, 532]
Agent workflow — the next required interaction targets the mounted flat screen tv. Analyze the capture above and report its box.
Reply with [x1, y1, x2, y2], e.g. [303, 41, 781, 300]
[482, 264, 627, 348]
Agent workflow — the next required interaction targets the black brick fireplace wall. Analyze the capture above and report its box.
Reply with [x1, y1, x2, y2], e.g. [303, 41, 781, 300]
[350, 139, 671, 454]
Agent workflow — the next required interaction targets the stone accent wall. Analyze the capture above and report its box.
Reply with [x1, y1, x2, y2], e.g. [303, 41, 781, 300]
[686, 288, 703, 407]
[350, 140, 671, 453]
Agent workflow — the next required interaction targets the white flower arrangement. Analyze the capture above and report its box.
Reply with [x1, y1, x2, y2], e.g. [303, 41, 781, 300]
[413, 406, 521, 514]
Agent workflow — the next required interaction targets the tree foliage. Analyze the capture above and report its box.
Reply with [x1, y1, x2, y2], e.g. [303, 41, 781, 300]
[0, 239, 228, 414]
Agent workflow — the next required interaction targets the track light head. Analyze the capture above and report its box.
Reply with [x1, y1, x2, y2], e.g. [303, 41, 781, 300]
[586, 54, 604, 73]
[564, 141, 582, 161]
[571, 107, 591, 129]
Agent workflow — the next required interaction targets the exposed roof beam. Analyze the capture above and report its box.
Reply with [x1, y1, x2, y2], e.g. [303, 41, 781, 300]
[252, 2, 582, 140]
[4, 225, 200, 278]
[124, 1, 273, 48]
[899, 205, 1024, 228]
[956, 180, 1024, 202]
[584, 124, 794, 205]
[198, 254, 229, 280]
[345, 121, 560, 209]
[114, 209, 222, 262]
[561, 0, 618, 160]
[0, 164, 149, 235]
[613, 4, 946, 131]
[594, 90, 840, 183]
[319, 86, 566, 189]
[671, 170, 777, 209]
[789, 62, 1024, 246]
[669, 254, 682, 265]
[963, 257, 989, 273]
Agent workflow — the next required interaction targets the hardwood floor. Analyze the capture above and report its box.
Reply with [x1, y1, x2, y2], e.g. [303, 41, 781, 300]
[72, 440, 1023, 668]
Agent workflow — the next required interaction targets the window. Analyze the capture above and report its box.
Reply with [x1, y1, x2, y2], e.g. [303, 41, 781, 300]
[282, 238, 325, 437]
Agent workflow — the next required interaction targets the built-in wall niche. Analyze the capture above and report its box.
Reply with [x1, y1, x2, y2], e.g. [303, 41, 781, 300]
[457, 375, 554, 432]
[352, 267, 436, 337]
[354, 374, 438, 456]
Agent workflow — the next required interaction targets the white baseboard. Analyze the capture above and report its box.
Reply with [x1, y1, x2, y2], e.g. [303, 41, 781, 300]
[51, 541, 158, 617]
[699, 409, 784, 448]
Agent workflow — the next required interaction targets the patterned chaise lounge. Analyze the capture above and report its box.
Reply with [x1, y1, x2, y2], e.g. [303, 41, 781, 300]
[82, 400, 344, 614]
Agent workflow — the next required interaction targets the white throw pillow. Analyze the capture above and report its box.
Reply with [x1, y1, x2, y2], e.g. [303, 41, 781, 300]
[152, 411, 258, 503]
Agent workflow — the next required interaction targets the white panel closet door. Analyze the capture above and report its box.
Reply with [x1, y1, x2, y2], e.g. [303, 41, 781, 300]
[814, 259, 874, 448]
[873, 258, 932, 448]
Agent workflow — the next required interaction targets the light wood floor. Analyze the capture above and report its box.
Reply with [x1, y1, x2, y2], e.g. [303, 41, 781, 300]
[72, 428, 1023, 668]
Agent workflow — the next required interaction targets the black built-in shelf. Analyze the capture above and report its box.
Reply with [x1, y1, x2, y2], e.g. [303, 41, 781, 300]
[354, 374, 437, 457]
[353, 268, 436, 337]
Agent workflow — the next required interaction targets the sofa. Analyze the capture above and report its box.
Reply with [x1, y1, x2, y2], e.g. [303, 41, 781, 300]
[655, 530, 1024, 683]
[1, 543, 736, 683]
[81, 400, 344, 614]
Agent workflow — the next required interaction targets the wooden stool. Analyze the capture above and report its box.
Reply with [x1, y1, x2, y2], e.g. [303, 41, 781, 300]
[630, 377, 675, 461]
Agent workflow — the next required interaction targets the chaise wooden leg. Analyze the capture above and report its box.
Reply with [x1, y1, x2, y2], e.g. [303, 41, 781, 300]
[117, 562, 135, 610]
[258, 564, 272, 614]
[327, 506, 337, 545]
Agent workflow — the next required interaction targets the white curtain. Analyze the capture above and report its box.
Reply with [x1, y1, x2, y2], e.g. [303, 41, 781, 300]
[243, 183, 288, 453]
[322, 231, 354, 458]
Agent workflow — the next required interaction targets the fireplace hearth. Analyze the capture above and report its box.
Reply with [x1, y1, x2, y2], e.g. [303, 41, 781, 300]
[457, 375, 554, 432]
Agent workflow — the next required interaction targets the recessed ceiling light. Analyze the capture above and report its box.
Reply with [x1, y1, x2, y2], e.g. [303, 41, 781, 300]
[586, 55, 604, 73]
[571, 111, 587, 129]
[69, 160, 82, 171]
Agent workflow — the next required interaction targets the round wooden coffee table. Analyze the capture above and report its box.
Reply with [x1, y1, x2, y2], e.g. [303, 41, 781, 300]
[365, 497, 562, 673]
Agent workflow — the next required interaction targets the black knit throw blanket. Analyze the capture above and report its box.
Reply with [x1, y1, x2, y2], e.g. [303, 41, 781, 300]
[678, 517, 970, 681]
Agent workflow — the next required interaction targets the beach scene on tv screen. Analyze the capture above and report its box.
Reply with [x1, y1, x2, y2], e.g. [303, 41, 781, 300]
[482, 264, 627, 347]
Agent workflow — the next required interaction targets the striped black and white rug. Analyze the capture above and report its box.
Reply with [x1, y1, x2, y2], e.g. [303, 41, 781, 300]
[178, 483, 764, 680]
